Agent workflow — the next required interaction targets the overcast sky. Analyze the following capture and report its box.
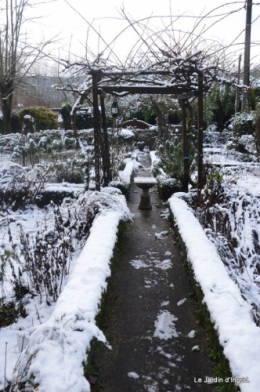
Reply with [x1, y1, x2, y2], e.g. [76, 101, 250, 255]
[26, 0, 260, 70]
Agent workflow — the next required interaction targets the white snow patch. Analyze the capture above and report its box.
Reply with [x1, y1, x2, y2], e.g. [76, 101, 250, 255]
[154, 310, 179, 340]
[130, 259, 148, 269]
[161, 301, 170, 307]
[165, 251, 172, 256]
[177, 298, 187, 306]
[128, 372, 139, 379]
[188, 330, 196, 338]
[160, 259, 172, 270]
[155, 231, 169, 239]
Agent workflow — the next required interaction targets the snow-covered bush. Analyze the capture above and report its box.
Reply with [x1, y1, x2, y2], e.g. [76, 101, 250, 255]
[157, 139, 197, 186]
[203, 164, 224, 204]
[255, 103, 260, 155]
[195, 178, 260, 326]
[156, 175, 183, 200]
[108, 180, 129, 197]
[51, 139, 63, 151]
[48, 157, 85, 184]
[229, 112, 254, 137]
[64, 136, 77, 150]
[0, 163, 49, 209]
[118, 129, 135, 143]
[5, 190, 117, 307]
[102, 186, 122, 196]
[237, 134, 256, 155]
[204, 128, 232, 147]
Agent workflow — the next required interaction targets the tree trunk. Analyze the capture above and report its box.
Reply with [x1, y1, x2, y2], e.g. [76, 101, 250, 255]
[92, 73, 101, 191]
[1, 98, 12, 134]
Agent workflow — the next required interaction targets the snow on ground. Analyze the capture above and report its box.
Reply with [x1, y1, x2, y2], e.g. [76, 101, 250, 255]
[169, 194, 260, 392]
[154, 310, 179, 340]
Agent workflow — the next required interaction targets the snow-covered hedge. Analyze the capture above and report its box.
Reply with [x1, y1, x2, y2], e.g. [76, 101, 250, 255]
[13, 192, 131, 391]
[156, 175, 183, 200]
[169, 194, 260, 392]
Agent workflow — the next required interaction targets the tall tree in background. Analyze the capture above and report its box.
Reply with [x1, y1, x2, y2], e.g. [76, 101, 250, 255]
[0, 0, 51, 134]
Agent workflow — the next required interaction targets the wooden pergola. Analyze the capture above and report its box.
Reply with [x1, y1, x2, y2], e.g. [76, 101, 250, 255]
[65, 52, 234, 193]
[90, 67, 207, 193]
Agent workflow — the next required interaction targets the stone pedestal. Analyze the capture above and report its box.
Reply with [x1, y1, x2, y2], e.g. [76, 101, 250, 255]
[134, 177, 157, 210]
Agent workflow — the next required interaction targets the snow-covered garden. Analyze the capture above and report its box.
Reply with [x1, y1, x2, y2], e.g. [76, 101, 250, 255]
[0, 119, 260, 392]
[0, 128, 137, 391]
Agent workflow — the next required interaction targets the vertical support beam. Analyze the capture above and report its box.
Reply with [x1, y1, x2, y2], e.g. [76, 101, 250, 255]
[100, 95, 111, 185]
[242, 0, 252, 112]
[92, 72, 100, 191]
[235, 54, 242, 114]
[181, 99, 189, 192]
[198, 72, 204, 196]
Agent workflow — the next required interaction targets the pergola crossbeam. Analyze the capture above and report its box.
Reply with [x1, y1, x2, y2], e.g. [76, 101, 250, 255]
[99, 86, 194, 96]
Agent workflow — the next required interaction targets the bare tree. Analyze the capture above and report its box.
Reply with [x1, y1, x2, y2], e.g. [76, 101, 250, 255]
[0, 0, 53, 134]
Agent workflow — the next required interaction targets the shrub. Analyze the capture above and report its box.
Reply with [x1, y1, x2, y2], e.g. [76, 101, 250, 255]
[255, 103, 260, 155]
[158, 138, 197, 186]
[0, 163, 49, 209]
[49, 158, 85, 183]
[60, 102, 72, 130]
[157, 176, 183, 200]
[229, 112, 254, 137]
[18, 106, 59, 131]
[108, 180, 129, 198]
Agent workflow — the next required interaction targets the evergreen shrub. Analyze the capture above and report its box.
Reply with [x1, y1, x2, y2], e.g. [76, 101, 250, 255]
[157, 175, 183, 200]
[18, 106, 58, 131]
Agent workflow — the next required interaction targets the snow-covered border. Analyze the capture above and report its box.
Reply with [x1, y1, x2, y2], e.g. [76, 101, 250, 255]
[119, 160, 135, 184]
[18, 197, 131, 392]
[169, 194, 260, 392]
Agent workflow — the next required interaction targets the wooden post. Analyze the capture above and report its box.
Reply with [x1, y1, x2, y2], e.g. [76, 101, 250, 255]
[181, 99, 189, 192]
[242, 0, 252, 112]
[92, 72, 100, 191]
[100, 95, 111, 185]
[198, 72, 204, 196]
[235, 54, 242, 114]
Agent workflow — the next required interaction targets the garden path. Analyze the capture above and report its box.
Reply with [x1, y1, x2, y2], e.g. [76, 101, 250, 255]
[90, 152, 216, 392]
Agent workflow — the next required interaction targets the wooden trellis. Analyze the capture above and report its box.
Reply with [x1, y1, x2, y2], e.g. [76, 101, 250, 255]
[63, 52, 238, 193]
[91, 61, 209, 193]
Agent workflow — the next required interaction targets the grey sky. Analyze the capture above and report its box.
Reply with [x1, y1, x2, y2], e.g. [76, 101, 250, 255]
[25, 0, 260, 67]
